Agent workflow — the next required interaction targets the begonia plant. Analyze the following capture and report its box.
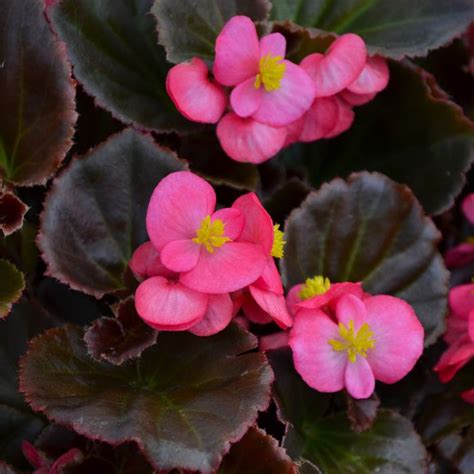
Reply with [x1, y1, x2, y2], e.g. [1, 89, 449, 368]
[0, 0, 474, 472]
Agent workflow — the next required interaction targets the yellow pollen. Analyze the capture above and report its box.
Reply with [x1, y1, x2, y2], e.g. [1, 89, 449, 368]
[329, 320, 376, 363]
[466, 236, 474, 245]
[254, 54, 286, 92]
[298, 276, 331, 300]
[271, 224, 285, 259]
[192, 215, 231, 253]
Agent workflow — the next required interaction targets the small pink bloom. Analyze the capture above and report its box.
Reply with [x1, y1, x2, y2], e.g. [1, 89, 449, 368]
[232, 193, 293, 328]
[213, 16, 316, 127]
[166, 57, 227, 123]
[217, 112, 287, 163]
[146, 171, 267, 294]
[289, 294, 424, 399]
[287, 277, 363, 316]
[300, 34, 367, 98]
[22, 441, 82, 474]
[462, 193, 474, 224]
[434, 283, 474, 382]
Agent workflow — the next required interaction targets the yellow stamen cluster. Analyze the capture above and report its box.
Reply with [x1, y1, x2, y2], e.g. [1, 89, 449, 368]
[271, 224, 285, 259]
[192, 216, 231, 253]
[254, 54, 286, 92]
[466, 236, 474, 245]
[298, 275, 331, 300]
[329, 320, 376, 363]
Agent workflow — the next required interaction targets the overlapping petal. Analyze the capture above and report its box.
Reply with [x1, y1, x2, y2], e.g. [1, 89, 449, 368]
[217, 113, 287, 163]
[166, 58, 227, 123]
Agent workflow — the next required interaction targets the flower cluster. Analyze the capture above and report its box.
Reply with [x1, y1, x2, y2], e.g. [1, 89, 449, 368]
[434, 282, 474, 404]
[132, 171, 425, 400]
[130, 171, 292, 336]
[287, 276, 424, 399]
[166, 16, 389, 164]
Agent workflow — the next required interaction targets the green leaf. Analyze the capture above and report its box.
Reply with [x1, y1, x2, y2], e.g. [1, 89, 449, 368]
[278, 61, 474, 215]
[282, 172, 448, 345]
[20, 324, 273, 473]
[0, 0, 76, 186]
[49, 0, 190, 132]
[152, 0, 271, 63]
[0, 259, 24, 318]
[218, 427, 296, 474]
[270, 0, 474, 59]
[284, 410, 427, 473]
[38, 129, 186, 298]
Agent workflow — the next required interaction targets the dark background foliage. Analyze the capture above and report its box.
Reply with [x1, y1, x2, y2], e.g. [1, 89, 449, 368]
[0, 0, 473, 472]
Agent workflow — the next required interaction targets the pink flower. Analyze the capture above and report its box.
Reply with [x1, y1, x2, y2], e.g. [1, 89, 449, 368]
[231, 193, 292, 328]
[146, 171, 267, 294]
[214, 16, 316, 127]
[287, 276, 363, 316]
[130, 241, 233, 336]
[434, 283, 474, 382]
[462, 193, 474, 224]
[289, 293, 424, 399]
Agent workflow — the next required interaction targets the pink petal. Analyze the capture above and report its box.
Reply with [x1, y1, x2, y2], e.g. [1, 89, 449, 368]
[344, 357, 375, 399]
[301, 34, 367, 98]
[213, 16, 259, 86]
[230, 77, 263, 117]
[252, 61, 316, 126]
[253, 257, 284, 294]
[335, 294, 367, 329]
[285, 117, 305, 147]
[179, 241, 267, 293]
[166, 58, 227, 123]
[135, 276, 208, 330]
[146, 171, 216, 250]
[260, 33, 286, 58]
[461, 388, 474, 404]
[450, 284, 474, 319]
[231, 193, 274, 254]
[160, 239, 201, 273]
[434, 342, 474, 382]
[469, 310, 474, 342]
[289, 308, 347, 393]
[462, 193, 474, 224]
[260, 331, 289, 351]
[250, 285, 293, 328]
[347, 56, 389, 95]
[299, 97, 339, 142]
[129, 241, 176, 280]
[445, 243, 474, 269]
[339, 90, 376, 106]
[189, 294, 233, 336]
[325, 97, 354, 138]
[241, 290, 273, 324]
[364, 295, 424, 384]
[212, 207, 245, 240]
[217, 112, 287, 163]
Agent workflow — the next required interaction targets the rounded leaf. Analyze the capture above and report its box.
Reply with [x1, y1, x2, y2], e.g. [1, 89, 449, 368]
[20, 324, 273, 473]
[38, 129, 186, 297]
